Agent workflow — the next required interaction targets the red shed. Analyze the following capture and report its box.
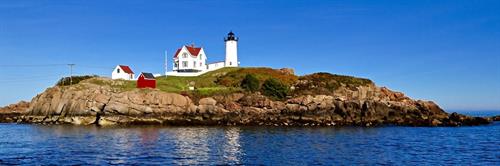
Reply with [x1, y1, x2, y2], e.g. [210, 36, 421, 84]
[137, 72, 156, 89]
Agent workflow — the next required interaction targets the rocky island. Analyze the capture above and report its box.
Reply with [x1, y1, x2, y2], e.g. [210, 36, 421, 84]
[0, 67, 493, 126]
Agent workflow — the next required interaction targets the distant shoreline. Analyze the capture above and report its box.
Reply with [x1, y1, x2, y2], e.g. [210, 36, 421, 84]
[448, 110, 500, 117]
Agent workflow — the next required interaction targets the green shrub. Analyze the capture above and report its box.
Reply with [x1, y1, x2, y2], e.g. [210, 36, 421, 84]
[241, 74, 260, 92]
[261, 78, 289, 100]
[56, 75, 97, 86]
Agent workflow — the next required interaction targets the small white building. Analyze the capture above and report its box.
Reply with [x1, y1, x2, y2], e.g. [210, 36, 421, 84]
[112, 65, 135, 80]
[166, 31, 239, 76]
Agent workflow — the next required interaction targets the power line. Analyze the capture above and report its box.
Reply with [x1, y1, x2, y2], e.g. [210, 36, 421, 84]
[0, 63, 115, 84]
[77, 65, 114, 70]
[0, 74, 109, 83]
[1, 73, 66, 79]
[0, 64, 68, 67]
[0, 77, 63, 83]
[0, 64, 114, 69]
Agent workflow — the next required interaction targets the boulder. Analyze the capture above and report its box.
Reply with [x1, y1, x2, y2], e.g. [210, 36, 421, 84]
[279, 68, 295, 75]
[285, 104, 300, 112]
[225, 102, 242, 111]
[199, 97, 217, 105]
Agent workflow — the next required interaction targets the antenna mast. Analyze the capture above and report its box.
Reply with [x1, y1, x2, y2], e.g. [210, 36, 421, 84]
[68, 64, 75, 85]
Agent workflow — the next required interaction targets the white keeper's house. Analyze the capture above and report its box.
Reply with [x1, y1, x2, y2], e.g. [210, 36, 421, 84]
[166, 31, 239, 76]
[111, 65, 135, 80]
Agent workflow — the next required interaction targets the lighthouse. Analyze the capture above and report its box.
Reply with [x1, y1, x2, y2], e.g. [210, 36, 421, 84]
[224, 31, 239, 67]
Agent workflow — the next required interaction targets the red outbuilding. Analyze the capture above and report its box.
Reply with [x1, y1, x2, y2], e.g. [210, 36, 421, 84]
[137, 72, 156, 89]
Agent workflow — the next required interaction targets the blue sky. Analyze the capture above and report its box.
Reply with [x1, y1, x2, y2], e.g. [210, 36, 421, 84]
[0, 0, 499, 111]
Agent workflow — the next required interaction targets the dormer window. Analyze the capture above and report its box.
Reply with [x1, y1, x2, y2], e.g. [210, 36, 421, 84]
[117, 69, 120, 73]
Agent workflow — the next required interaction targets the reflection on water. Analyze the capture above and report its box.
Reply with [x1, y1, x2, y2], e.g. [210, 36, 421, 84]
[139, 127, 159, 144]
[0, 122, 499, 165]
[169, 127, 242, 165]
[172, 127, 211, 165]
[223, 127, 242, 164]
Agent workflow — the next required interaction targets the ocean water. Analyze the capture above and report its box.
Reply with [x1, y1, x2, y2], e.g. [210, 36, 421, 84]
[0, 112, 499, 165]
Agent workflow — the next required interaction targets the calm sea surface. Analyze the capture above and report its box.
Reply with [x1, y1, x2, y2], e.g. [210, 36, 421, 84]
[0, 111, 499, 165]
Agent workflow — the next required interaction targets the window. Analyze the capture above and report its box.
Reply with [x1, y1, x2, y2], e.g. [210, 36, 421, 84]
[182, 61, 188, 67]
[200, 62, 202, 66]
[199, 54, 202, 60]
[117, 69, 120, 73]
[174, 62, 178, 68]
[182, 53, 187, 58]
[193, 61, 197, 67]
[230, 62, 232, 65]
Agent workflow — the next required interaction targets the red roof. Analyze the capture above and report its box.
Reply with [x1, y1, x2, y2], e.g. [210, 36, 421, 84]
[118, 65, 134, 74]
[174, 45, 202, 58]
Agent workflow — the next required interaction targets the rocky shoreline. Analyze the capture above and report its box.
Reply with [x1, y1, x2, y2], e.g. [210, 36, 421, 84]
[0, 101, 28, 123]
[0, 79, 494, 127]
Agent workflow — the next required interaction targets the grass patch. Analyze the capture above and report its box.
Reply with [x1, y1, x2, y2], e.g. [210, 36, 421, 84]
[216, 67, 298, 87]
[85, 78, 136, 91]
[155, 67, 241, 92]
[187, 87, 244, 101]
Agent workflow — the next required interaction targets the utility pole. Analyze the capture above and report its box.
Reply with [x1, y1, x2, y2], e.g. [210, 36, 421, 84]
[68, 64, 75, 85]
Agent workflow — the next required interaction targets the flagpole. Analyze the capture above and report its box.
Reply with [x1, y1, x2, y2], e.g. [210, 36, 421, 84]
[165, 50, 168, 77]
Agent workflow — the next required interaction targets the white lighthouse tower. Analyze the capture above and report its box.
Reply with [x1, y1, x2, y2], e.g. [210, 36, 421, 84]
[224, 31, 239, 67]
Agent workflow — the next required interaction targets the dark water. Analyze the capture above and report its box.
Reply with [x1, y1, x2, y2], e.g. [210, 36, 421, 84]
[0, 112, 499, 165]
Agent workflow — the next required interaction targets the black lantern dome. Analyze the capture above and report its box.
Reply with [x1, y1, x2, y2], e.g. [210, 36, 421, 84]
[224, 31, 238, 41]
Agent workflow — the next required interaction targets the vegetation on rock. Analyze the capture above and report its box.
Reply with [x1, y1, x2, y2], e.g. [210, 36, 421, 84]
[240, 74, 260, 92]
[261, 78, 289, 100]
[52, 68, 381, 103]
[56, 75, 97, 86]
[293, 72, 373, 96]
